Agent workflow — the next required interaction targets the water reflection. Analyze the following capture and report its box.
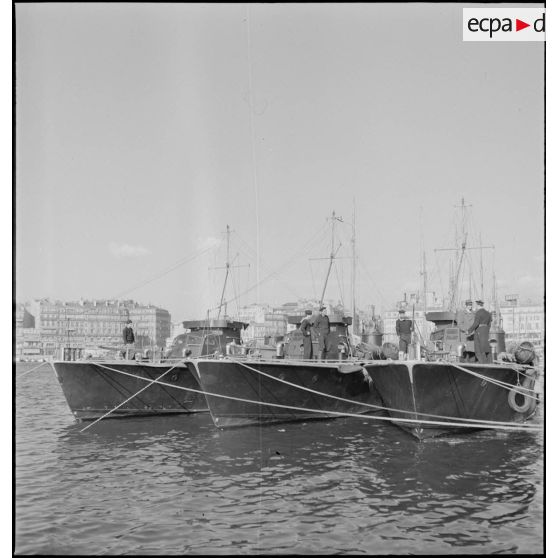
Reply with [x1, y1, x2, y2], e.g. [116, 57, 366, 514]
[16, 364, 544, 555]
[56, 418, 542, 506]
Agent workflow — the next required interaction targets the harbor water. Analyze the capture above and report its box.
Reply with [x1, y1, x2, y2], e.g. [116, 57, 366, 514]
[15, 362, 544, 555]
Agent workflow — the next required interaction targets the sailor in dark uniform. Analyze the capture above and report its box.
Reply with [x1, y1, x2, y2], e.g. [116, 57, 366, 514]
[467, 300, 492, 364]
[299, 309, 314, 360]
[460, 299, 476, 361]
[313, 306, 331, 361]
[395, 309, 413, 356]
[122, 319, 135, 359]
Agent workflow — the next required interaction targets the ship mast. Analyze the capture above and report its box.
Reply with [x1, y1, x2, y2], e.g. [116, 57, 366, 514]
[492, 252, 501, 326]
[419, 206, 428, 338]
[211, 225, 249, 319]
[434, 198, 494, 312]
[245, 5, 260, 305]
[450, 198, 469, 309]
[479, 232, 485, 302]
[318, 211, 343, 307]
[217, 225, 231, 319]
[351, 200, 356, 323]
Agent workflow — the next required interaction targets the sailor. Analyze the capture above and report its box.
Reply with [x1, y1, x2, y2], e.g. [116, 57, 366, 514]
[460, 299, 476, 361]
[467, 300, 492, 364]
[313, 306, 331, 361]
[395, 309, 413, 356]
[299, 309, 314, 360]
[461, 299, 476, 332]
[122, 319, 135, 359]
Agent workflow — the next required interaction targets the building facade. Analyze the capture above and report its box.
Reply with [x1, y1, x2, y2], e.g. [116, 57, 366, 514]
[498, 302, 544, 354]
[129, 304, 172, 349]
[381, 309, 435, 347]
[237, 303, 288, 342]
[15, 299, 171, 359]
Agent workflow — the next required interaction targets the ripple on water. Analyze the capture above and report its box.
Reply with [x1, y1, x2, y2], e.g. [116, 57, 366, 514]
[15, 365, 544, 554]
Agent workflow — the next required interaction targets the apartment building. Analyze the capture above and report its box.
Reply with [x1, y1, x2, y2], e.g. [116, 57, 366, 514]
[237, 303, 288, 342]
[15, 299, 171, 359]
[499, 302, 544, 354]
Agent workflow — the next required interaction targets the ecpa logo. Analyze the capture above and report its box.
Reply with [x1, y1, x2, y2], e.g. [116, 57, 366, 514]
[463, 8, 545, 41]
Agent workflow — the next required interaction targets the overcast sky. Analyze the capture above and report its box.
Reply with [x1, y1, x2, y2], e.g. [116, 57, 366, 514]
[15, 2, 544, 321]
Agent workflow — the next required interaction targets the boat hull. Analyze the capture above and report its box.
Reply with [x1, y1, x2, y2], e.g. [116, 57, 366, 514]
[52, 360, 208, 421]
[364, 361, 539, 439]
[193, 358, 384, 428]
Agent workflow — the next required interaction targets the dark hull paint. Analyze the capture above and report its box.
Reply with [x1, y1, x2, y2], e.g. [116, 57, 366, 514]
[194, 359, 384, 428]
[364, 361, 538, 439]
[52, 360, 208, 421]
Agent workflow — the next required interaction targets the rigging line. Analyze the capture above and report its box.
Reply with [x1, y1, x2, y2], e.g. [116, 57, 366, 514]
[112, 243, 220, 300]
[341, 256, 348, 304]
[356, 259, 387, 307]
[234, 222, 331, 290]
[224, 230, 257, 269]
[230, 257, 241, 319]
[91, 360, 541, 430]
[212, 258, 303, 312]
[228, 230, 257, 259]
[309, 259, 317, 301]
[464, 251, 479, 298]
[217, 252, 242, 315]
[245, 4, 260, 303]
[333, 262, 345, 309]
[246, 248, 308, 301]
[268, 272, 306, 302]
[459, 251, 468, 300]
[210, 225, 331, 310]
[338, 220, 355, 251]
[208, 267, 302, 313]
[434, 253, 445, 305]
[450, 245, 467, 309]
[235, 220, 331, 269]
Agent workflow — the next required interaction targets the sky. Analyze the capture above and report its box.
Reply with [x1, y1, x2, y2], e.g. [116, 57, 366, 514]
[14, 2, 545, 322]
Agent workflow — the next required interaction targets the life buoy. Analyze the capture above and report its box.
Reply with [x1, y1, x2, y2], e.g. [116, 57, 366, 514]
[508, 376, 538, 414]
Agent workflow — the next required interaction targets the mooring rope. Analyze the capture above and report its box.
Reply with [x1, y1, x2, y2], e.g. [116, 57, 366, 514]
[493, 360, 540, 380]
[84, 360, 541, 432]
[228, 357, 541, 426]
[16, 361, 48, 378]
[80, 360, 187, 432]
[449, 362, 539, 400]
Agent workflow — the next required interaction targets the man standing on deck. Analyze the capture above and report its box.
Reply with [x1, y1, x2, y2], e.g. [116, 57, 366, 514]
[122, 319, 135, 359]
[313, 306, 331, 361]
[299, 310, 314, 360]
[395, 309, 413, 357]
[460, 300, 476, 361]
[467, 300, 492, 364]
